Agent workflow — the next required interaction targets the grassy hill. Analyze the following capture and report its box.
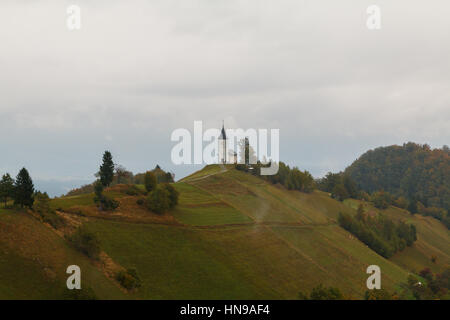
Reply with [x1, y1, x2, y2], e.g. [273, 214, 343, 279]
[0, 165, 448, 299]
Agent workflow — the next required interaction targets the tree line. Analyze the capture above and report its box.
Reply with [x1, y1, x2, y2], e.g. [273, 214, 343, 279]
[338, 204, 417, 258]
[93, 151, 178, 214]
[236, 160, 315, 193]
[0, 168, 35, 209]
[317, 169, 450, 229]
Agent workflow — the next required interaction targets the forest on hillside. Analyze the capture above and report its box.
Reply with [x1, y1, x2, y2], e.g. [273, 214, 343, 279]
[345, 143, 449, 212]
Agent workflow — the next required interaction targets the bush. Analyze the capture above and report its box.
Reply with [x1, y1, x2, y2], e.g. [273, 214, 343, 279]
[364, 289, 393, 300]
[144, 171, 157, 193]
[116, 268, 141, 290]
[163, 184, 179, 208]
[93, 180, 119, 211]
[41, 211, 65, 229]
[67, 227, 101, 260]
[145, 186, 170, 214]
[124, 185, 145, 196]
[99, 196, 119, 211]
[34, 191, 65, 228]
[393, 196, 409, 209]
[298, 284, 343, 300]
[63, 287, 98, 300]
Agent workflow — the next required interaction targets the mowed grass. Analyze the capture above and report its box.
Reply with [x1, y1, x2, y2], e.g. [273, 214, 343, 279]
[84, 217, 413, 299]
[50, 193, 95, 210]
[189, 169, 354, 225]
[0, 209, 126, 299]
[83, 219, 267, 299]
[50, 190, 126, 211]
[171, 183, 252, 226]
[270, 225, 410, 296]
[385, 208, 450, 274]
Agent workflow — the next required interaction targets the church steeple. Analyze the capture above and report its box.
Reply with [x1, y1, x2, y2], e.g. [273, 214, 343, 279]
[218, 120, 227, 164]
[219, 120, 227, 140]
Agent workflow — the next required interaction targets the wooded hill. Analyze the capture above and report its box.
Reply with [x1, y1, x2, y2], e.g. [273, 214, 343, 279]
[345, 143, 449, 213]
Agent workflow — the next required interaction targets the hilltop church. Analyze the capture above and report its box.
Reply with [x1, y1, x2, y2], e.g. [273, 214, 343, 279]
[218, 122, 237, 164]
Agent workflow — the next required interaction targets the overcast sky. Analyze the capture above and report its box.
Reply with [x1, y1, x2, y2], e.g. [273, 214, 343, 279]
[0, 0, 449, 196]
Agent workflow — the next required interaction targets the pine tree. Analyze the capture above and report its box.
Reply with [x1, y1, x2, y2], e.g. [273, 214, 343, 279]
[0, 173, 15, 208]
[14, 168, 34, 208]
[99, 151, 115, 187]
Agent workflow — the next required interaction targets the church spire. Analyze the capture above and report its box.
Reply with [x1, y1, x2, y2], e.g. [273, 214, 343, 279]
[219, 120, 227, 140]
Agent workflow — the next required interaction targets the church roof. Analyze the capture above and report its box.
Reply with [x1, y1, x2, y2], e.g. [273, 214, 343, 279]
[219, 123, 226, 140]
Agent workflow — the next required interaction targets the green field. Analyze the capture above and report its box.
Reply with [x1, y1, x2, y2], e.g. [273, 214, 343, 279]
[0, 165, 448, 299]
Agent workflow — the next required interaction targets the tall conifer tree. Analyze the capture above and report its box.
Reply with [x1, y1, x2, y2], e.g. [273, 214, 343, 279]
[14, 168, 34, 208]
[0, 173, 15, 208]
[99, 151, 114, 187]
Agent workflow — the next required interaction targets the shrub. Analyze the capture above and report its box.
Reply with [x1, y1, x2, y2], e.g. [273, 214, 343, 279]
[116, 268, 141, 290]
[145, 186, 170, 214]
[364, 289, 393, 300]
[298, 284, 343, 300]
[67, 227, 101, 260]
[34, 192, 65, 228]
[144, 171, 157, 193]
[163, 184, 179, 208]
[99, 196, 119, 211]
[393, 196, 409, 209]
[41, 211, 65, 229]
[124, 185, 145, 196]
[63, 287, 98, 300]
[419, 268, 433, 281]
[93, 180, 119, 211]
[33, 191, 51, 213]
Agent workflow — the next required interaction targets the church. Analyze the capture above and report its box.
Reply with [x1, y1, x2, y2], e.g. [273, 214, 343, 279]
[218, 122, 237, 164]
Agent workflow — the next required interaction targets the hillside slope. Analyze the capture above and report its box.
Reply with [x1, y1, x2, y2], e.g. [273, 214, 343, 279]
[0, 209, 126, 299]
[0, 165, 448, 299]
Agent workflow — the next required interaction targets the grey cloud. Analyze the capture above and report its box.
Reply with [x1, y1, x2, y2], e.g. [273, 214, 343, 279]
[0, 0, 449, 196]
